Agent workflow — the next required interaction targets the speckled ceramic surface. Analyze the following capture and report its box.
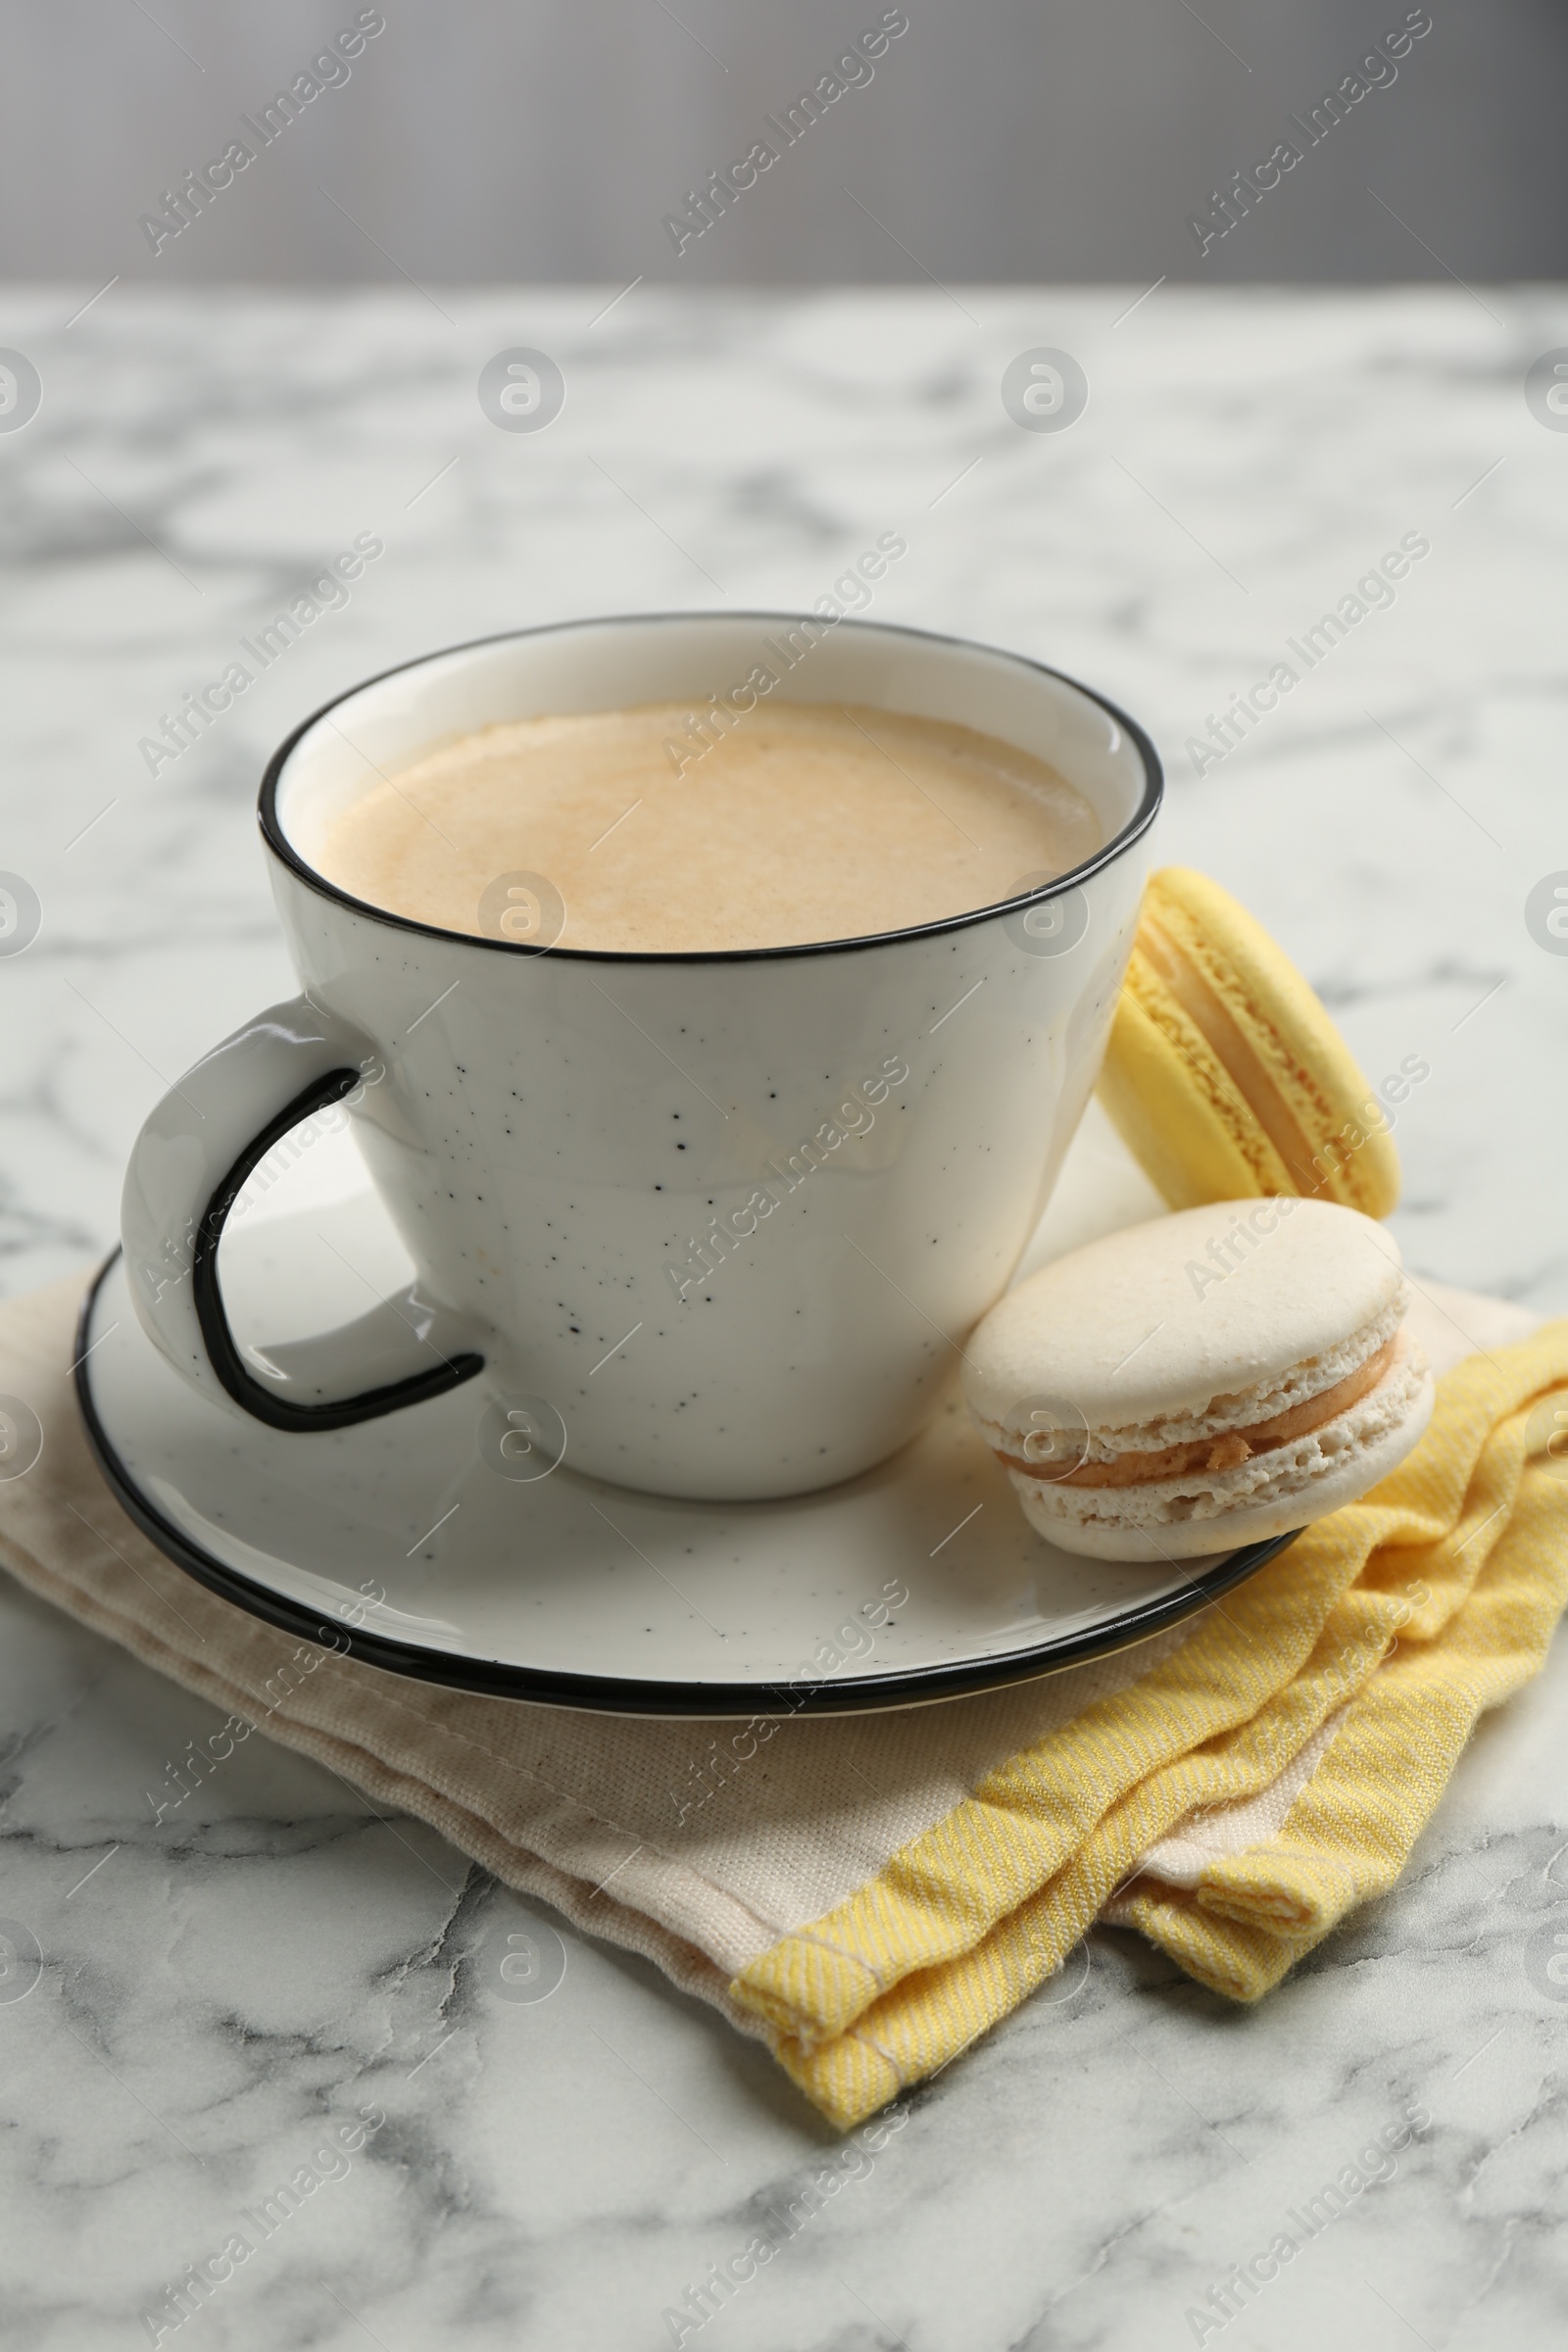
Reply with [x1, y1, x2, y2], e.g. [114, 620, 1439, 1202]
[80, 1163, 1290, 1714]
[118, 612, 1159, 1502]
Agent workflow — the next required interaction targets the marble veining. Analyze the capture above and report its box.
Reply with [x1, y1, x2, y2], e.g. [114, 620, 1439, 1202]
[0, 282, 1565, 2347]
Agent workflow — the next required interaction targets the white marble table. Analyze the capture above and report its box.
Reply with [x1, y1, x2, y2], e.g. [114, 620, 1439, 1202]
[1, 283, 1566, 2349]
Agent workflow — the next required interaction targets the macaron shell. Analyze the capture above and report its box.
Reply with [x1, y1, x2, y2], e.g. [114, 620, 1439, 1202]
[1152, 868, 1400, 1216]
[1096, 966, 1296, 1211]
[1096, 866, 1400, 1219]
[1011, 1355, 1436, 1561]
[963, 1198, 1405, 1438]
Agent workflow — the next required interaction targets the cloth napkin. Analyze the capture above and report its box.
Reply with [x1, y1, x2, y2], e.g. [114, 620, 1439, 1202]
[1, 1269, 1564, 2132]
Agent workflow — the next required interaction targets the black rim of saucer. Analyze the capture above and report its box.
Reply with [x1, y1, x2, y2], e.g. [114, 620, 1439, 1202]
[74, 1252, 1298, 1719]
[258, 611, 1164, 966]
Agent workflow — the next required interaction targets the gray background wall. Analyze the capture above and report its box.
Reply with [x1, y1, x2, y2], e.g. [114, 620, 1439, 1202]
[0, 0, 1561, 284]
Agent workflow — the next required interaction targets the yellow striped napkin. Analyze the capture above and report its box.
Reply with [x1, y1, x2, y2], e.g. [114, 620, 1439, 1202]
[1, 1275, 1563, 2131]
[734, 1322, 1568, 2121]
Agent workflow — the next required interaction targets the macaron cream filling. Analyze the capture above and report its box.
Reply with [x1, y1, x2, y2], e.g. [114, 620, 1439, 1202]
[999, 1332, 1400, 1488]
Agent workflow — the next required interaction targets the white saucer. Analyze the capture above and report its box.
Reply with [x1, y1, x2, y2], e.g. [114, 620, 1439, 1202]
[76, 1133, 1294, 1716]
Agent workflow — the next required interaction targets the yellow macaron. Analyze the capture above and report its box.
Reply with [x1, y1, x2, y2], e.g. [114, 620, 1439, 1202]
[1095, 867, 1401, 1218]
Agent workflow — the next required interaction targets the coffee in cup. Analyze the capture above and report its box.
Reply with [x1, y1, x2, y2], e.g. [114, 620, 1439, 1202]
[316, 701, 1103, 955]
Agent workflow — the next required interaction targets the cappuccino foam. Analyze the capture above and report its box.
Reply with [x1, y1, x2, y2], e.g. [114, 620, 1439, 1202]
[318, 700, 1102, 954]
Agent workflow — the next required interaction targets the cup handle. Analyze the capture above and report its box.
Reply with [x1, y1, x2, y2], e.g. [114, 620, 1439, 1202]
[120, 993, 485, 1432]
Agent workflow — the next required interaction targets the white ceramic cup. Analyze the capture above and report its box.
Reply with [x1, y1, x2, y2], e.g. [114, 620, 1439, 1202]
[121, 613, 1161, 1500]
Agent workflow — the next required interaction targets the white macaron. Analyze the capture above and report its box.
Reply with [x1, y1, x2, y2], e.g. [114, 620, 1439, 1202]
[962, 1198, 1434, 1562]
